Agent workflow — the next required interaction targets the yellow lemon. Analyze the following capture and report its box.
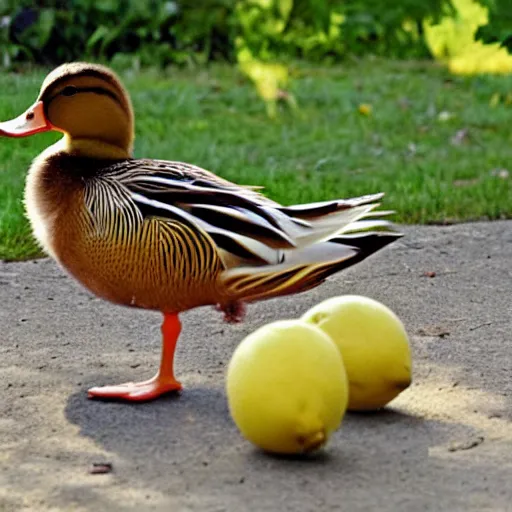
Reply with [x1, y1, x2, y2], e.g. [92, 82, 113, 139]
[226, 319, 348, 454]
[302, 296, 412, 411]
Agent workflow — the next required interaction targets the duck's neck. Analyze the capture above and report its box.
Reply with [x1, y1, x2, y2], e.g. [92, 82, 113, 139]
[63, 135, 132, 160]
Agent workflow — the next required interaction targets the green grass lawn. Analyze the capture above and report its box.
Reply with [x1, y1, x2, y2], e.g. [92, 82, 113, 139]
[1, 58, 512, 260]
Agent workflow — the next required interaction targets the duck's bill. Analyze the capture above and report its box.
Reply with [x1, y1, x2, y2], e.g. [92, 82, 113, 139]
[0, 101, 52, 137]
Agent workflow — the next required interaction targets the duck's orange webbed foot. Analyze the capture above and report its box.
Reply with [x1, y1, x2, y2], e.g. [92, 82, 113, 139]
[87, 375, 182, 402]
[88, 313, 182, 403]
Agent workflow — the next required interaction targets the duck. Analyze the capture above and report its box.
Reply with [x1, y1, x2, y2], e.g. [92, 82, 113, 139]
[0, 62, 401, 402]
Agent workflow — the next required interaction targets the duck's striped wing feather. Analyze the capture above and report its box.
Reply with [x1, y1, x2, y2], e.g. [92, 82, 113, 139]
[102, 160, 297, 264]
[221, 231, 402, 303]
[98, 159, 398, 274]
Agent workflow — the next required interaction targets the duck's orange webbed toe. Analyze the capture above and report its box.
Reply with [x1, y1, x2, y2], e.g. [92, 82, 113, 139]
[88, 376, 182, 402]
[88, 313, 182, 403]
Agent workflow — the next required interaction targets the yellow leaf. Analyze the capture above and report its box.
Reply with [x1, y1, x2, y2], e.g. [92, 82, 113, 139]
[358, 104, 372, 116]
[489, 92, 501, 108]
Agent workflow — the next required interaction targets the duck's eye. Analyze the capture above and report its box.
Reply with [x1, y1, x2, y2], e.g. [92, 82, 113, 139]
[61, 86, 78, 97]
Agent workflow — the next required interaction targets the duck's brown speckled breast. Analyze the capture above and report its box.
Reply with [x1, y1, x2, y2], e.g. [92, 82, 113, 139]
[25, 151, 226, 313]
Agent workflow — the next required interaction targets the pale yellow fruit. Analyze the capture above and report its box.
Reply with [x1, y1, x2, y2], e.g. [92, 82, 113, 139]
[302, 296, 412, 411]
[226, 320, 348, 454]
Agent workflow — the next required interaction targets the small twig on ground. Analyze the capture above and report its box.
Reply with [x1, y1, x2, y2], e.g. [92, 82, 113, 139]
[88, 462, 113, 474]
[448, 436, 484, 452]
[469, 322, 492, 331]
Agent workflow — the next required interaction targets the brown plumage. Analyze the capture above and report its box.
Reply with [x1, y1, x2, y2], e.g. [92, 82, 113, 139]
[0, 62, 402, 402]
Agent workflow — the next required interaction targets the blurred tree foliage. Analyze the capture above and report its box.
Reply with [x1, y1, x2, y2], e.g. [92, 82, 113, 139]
[0, 0, 460, 69]
[475, 0, 512, 51]
[423, 0, 512, 75]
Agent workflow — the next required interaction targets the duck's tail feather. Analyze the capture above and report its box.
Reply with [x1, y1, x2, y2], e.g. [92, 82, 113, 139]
[270, 193, 393, 249]
[220, 230, 402, 303]
[277, 193, 384, 220]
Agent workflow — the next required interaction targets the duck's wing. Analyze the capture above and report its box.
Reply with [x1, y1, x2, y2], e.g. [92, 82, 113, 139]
[96, 159, 400, 299]
[100, 159, 296, 266]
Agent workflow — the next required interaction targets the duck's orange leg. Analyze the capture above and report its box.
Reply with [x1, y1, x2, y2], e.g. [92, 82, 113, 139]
[88, 313, 182, 402]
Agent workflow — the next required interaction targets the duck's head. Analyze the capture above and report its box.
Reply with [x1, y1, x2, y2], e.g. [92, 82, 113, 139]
[0, 62, 134, 159]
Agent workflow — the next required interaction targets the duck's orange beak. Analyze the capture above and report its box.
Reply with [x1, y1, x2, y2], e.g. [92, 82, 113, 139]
[0, 101, 52, 137]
